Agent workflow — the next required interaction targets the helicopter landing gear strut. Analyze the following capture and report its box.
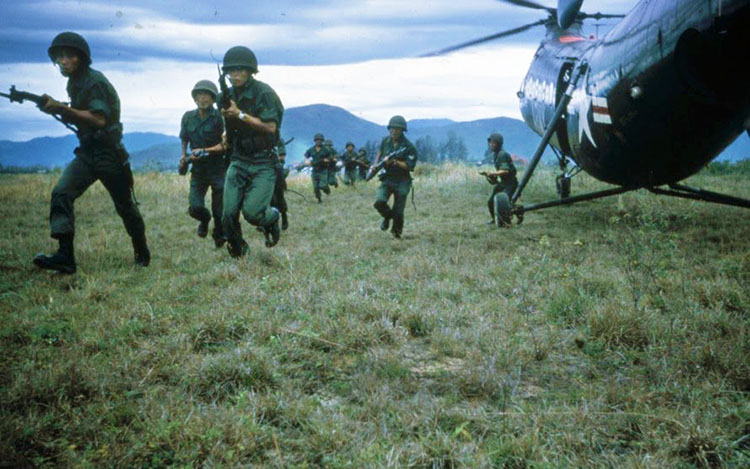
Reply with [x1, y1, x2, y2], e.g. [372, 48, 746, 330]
[648, 183, 750, 208]
[510, 62, 589, 223]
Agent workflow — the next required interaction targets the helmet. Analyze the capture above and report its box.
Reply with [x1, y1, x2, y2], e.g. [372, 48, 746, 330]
[48, 32, 91, 65]
[358, 148, 367, 155]
[387, 115, 407, 131]
[487, 132, 504, 147]
[222, 46, 258, 73]
[314, 133, 324, 141]
[191, 80, 218, 100]
[345, 141, 354, 148]
[324, 139, 333, 146]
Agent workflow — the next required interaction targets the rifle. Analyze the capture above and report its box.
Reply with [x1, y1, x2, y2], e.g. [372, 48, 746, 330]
[365, 146, 407, 181]
[479, 169, 509, 185]
[178, 149, 209, 175]
[216, 65, 231, 110]
[1, 85, 78, 133]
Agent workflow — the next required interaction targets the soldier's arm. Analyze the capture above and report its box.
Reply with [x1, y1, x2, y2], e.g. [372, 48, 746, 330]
[181, 139, 189, 162]
[40, 95, 106, 128]
[222, 99, 277, 134]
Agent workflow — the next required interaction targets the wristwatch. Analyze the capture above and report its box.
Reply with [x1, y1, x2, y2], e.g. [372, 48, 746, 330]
[238, 111, 245, 121]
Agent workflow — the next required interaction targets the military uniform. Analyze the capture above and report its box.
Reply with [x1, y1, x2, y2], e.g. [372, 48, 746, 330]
[357, 149, 370, 180]
[35, 32, 149, 273]
[304, 140, 331, 202]
[373, 117, 418, 238]
[271, 139, 289, 230]
[220, 46, 284, 256]
[487, 148, 518, 222]
[180, 104, 225, 243]
[325, 140, 339, 188]
[341, 144, 359, 186]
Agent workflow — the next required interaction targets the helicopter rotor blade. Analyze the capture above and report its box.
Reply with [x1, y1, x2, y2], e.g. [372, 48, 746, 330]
[420, 19, 546, 57]
[579, 12, 626, 20]
[496, 0, 555, 14]
[557, 0, 583, 29]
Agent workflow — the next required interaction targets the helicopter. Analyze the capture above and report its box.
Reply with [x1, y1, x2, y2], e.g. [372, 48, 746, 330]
[425, 0, 750, 223]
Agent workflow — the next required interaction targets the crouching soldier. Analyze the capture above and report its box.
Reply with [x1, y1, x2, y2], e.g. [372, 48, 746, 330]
[373, 115, 417, 239]
[481, 132, 518, 226]
[219, 45, 284, 257]
[179, 80, 226, 247]
[33, 32, 150, 273]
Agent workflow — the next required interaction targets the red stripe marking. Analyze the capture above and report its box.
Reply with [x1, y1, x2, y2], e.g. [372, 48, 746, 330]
[559, 36, 587, 43]
[592, 105, 609, 114]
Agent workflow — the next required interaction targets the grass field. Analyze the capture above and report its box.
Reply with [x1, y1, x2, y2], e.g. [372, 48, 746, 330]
[1, 164, 748, 467]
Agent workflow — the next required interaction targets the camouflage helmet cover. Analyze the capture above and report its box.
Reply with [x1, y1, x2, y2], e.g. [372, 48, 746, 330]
[488, 132, 504, 147]
[387, 115, 407, 131]
[222, 46, 258, 73]
[358, 148, 367, 155]
[48, 32, 91, 65]
[324, 139, 333, 146]
[191, 80, 218, 100]
[314, 133, 324, 141]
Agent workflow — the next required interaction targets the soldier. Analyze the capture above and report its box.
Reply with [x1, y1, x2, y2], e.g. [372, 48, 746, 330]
[219, 46, 284, 257]
[357, 147, 370, 180]
[373, 115, 418, 239]
[481, 132, 518, 226]
[33, 32, 150, 273]
[340, 141, 359, 186]
[324, 139, 339, 188]
[179, 80, 226, 247]
[302, 133, 331, 203]
[271, 138, 289, 230]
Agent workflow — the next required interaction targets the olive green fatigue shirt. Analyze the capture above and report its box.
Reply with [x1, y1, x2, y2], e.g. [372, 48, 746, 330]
[377, 136, 418, 181]
[179, 106, 225, 177]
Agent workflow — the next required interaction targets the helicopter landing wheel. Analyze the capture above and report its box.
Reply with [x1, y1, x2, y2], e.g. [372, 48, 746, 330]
[494, 193, 512, 227]
[556, 174, 571, 199]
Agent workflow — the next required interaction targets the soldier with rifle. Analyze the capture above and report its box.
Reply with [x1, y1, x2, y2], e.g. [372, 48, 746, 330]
[301, 133, 332, 203]
[216, 46, 284, 257]
[324, 139, 339, 189]
[179, 80, 226, 247]
[479, 132, 518, 226]
[357, 147, 370, 180]
[340, 141, 363, 186]
[12, 32, 150, 273]
[372, 115, 418, 239]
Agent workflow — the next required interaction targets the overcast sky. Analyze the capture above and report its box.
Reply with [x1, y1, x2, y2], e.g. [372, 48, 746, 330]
[0, 0, 634, 141]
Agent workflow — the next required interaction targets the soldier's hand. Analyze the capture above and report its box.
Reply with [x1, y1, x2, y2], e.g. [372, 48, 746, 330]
[222, 100, 241, 119]
[40, 94, 64, 115]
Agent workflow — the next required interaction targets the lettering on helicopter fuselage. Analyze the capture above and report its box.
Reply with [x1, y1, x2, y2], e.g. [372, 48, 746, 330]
[522, 77, 556, 106]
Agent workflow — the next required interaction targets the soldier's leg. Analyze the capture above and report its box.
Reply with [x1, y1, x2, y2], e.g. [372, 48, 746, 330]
[488, 185, 500, 220]
[188, 176, 211, 237]
[390, 180, 411, 238]
[241, 165, 280, 247]
[210, 173, 226, 246]
[100, 166, 150, 266]
[328, 168, 338, 188]
[374, 181, 395, 231]
[311, 172, 322, 202]
[35, 157, 97, 273]
[276, 185, 289, 231]
[222, 162, 249, 256]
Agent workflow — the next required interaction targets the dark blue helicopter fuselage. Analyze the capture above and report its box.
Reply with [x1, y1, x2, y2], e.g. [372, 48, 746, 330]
[519, 0, 750, 187]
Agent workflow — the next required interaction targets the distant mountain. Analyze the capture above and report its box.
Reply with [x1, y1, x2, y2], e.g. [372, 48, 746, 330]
[1, 105, 748, 171]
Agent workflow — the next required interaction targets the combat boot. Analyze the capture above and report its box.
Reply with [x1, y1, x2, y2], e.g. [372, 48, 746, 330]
[380, 217, 391, 231]
[132, 235, 151, 267]
[227, 239, 248, 258]
[212, 227, 226, 248]
[197, 218, 209, 238]
[34, 234, 76, 274]
[281, 211, 289, 231]
[264, 208, 281, 248]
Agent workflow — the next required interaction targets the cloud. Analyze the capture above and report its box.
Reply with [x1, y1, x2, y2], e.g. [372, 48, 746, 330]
[0, 44, 535, 141]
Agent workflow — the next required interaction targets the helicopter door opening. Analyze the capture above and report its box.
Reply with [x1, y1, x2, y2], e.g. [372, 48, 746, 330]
[555, 62, 574, 155]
